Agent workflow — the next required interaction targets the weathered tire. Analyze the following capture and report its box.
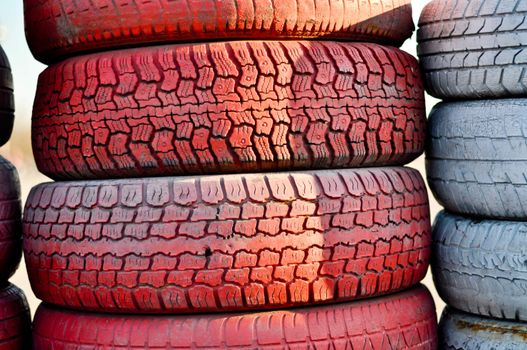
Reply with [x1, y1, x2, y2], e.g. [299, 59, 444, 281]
[433, 211, 527, 322]
[23, 167, 431, 313]
[0, 46, 14, 147]
[25, 0, 414, 64]
[418, 0, 527, 99]
[426, 99, 527, 219]
[440, 308, 527, 349]
[0, 157, 22, 282]
[32, 41, 426, 181]
[0, 284, 31, 350]
[33, 286, 437, 349]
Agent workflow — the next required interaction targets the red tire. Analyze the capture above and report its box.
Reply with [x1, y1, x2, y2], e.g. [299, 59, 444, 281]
[0, 157, 21, 282]
[24, 167, 431, 313]
[25, 0, 414, 64]
[32, 41, 426, 180]
[0, 284, 31, 350]
[33, 286, 437, 349]
[0, 46, 14, 147]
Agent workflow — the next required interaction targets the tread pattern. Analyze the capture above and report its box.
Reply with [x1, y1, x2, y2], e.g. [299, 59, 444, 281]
[0, 46, 14, 147]
[24, 0, 414, 64]
[0, 284, 32, 350]
[23, 167, 431, 313]
[0, 157, 22, 282]
[433, 211, 527, 322]
[426, 99, 527, 219]
[32, 41, 425, 180]
[417, 0, 527, 99]
[33, 287, 438, 349]
[440, 308, 527, 349]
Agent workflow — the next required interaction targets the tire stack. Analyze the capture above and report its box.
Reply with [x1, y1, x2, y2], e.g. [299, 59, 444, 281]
[24, 1, 438, 348]
[418, 0, 527, 348]
[0, 45, 33, 349]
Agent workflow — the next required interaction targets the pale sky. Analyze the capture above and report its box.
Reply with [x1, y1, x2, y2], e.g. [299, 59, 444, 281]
[1, 0, 46, 127]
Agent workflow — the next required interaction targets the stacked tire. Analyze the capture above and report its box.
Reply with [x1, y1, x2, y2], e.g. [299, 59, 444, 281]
[24, 1, 438, 348]
[0, 46, 34, 349]
[418, 0, 527, 348]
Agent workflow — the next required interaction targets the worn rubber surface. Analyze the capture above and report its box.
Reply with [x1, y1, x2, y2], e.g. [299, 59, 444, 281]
[427, 99, 527, 219]
[0, 157, 22, 282]
[418, 0, 527, 99]
[0, 284, 31, 350]
[440, 308, 527, 349]
[0, 46, 14, 147]
[33, 286, 437, 349]
[23, 167, 431, 313]
[433, 211, 527, 322]
[25, 0, 414, 64]
[32, 41, 425, 180]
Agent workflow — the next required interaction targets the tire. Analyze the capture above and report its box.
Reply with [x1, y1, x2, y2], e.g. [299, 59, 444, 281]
[0, 284, 32, 350]
[0, 157, 22, 282]
[440, 308, 527, 349]
[426, 99, 527, 219]
[433, 211, 527, 322]
[0, 46, 14, 147]
[33, 42, 426, 180]
[32, 41, 425, 181]
[25, 0, 415, 65]
[417, 0, 527, 99]
[33, 286, 437, 349]
[23, 167, 431, 313]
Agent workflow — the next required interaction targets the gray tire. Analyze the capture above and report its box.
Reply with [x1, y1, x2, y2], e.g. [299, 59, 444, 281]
[0, 45, 13, 147]
[440, 308, 527, 349]
[0, 156, 21, 281]
[433, 211, 527, 321]
[427, 99, 527, 219]
[418, 0, 527, 99]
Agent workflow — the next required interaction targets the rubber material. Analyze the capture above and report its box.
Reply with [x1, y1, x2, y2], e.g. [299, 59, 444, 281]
[426, 99, 527, 219]
[433, 211, 527, 322]
[33, 286, 437, 349]
[0, 46, 14, 147]
[23, 167, 431, 313]
[25, 0, 414, 64]
[0, 157, 22, 282]
[32, 41, 426, 180]
[440, 308, 527, 349]
[418, 0, 527, 99]
[0, 284, 31, 350]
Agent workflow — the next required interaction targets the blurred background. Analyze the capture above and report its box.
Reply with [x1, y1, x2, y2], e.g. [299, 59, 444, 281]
[0, 0, 443, 317]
